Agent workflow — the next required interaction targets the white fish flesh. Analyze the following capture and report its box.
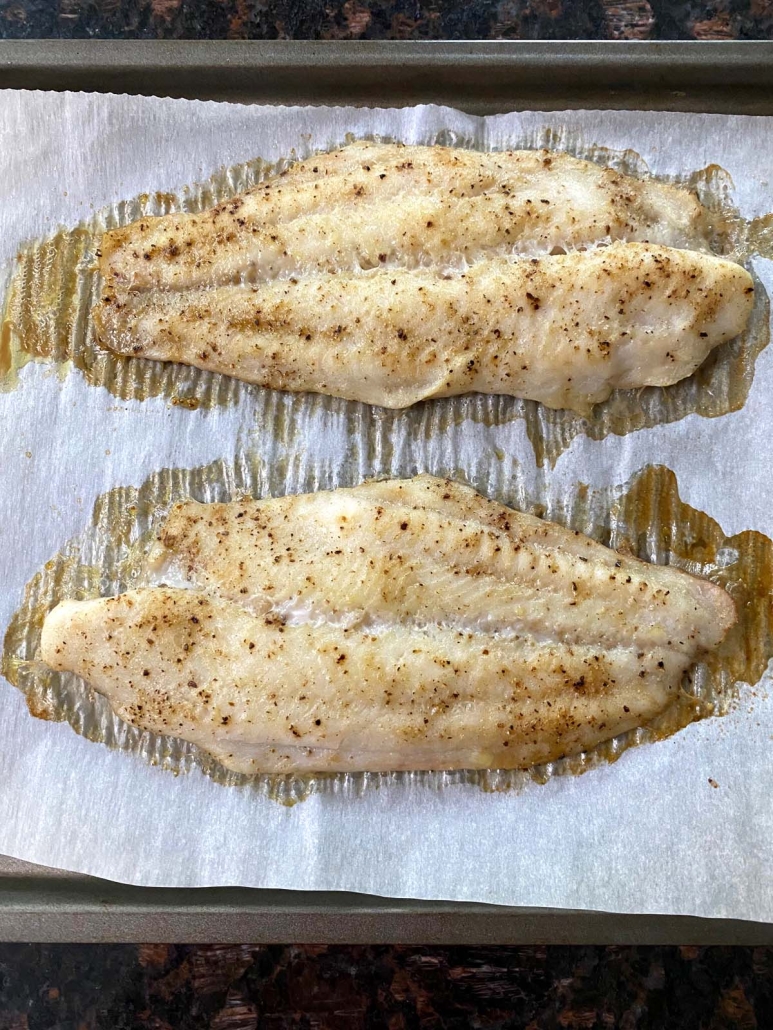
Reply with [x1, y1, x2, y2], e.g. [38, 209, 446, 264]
[96, 242, 753, 413]
[94, 142, 752, 412]
[40, 476, 736, 775]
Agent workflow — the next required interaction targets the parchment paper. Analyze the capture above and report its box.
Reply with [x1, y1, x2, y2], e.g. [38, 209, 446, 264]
[0, 91, 772, 919]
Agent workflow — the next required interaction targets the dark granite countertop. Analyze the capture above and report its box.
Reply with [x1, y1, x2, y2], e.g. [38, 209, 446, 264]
[0, 0, 771, 40]
[0, 944, 769, 1028]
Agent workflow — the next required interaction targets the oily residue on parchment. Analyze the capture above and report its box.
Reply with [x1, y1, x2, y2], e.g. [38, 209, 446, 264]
[0, 156, 283, 406]
[1, 132, 771, 466]
[4, 461, 771, 804]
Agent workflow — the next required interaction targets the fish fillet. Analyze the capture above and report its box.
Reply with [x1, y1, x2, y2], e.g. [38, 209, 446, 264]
[40, 476, 736, 775]
[96, 242, 754, 413]
[99, 142, 712, 295]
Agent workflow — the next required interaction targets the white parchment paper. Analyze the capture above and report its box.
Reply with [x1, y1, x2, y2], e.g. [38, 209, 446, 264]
[0, 91, 772, 918]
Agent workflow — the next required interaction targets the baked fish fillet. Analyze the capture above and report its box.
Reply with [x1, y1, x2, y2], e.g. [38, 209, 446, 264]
[99, 142, 711, 295]
[96, 242, 754, 412]
[41, 476, 736, 775]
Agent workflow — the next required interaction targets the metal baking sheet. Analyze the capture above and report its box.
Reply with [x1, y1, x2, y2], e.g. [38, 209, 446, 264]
[0, 40, 772, 113]
[1, 855, 773, 945]
[2, 39, 773, 944]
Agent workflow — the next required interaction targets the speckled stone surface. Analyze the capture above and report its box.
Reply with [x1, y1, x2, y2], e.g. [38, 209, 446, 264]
[0, 0, 771, 40]
[0, 944, 768, 1028]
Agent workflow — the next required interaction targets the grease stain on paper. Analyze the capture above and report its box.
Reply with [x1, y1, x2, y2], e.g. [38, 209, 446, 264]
[0, 135, 771, 466]
[4, 462, 772, 805]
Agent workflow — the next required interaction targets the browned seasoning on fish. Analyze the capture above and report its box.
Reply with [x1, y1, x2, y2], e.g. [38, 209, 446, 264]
[96, 243, 754, 414]
[40, 476, 736, 775]
[93, 141, 753, 413]
[99, 142, 713, 295]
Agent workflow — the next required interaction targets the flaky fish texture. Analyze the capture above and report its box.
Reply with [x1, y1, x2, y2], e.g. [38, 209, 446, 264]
[99, 142, 712, 294]
[40, 476, 736, 775]
[97, 243, 754, 413]
[94, 141, 753, 413]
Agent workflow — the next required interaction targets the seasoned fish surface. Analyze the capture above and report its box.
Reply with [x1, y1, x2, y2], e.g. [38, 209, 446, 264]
[100, 142, 711, 294]
[95, 141, 752, 412]
[150, 476, 731, 654]
[41, 477, 736, 775]
[40, 589, 691, 775]
[97, 243, 753, 413]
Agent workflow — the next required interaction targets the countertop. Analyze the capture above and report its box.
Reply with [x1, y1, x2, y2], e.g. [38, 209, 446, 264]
[0, 943, 771, 1028]
[0, 0, 771, 41]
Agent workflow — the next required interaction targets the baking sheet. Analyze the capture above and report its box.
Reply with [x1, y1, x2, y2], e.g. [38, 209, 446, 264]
[0, 91, 772, 919]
